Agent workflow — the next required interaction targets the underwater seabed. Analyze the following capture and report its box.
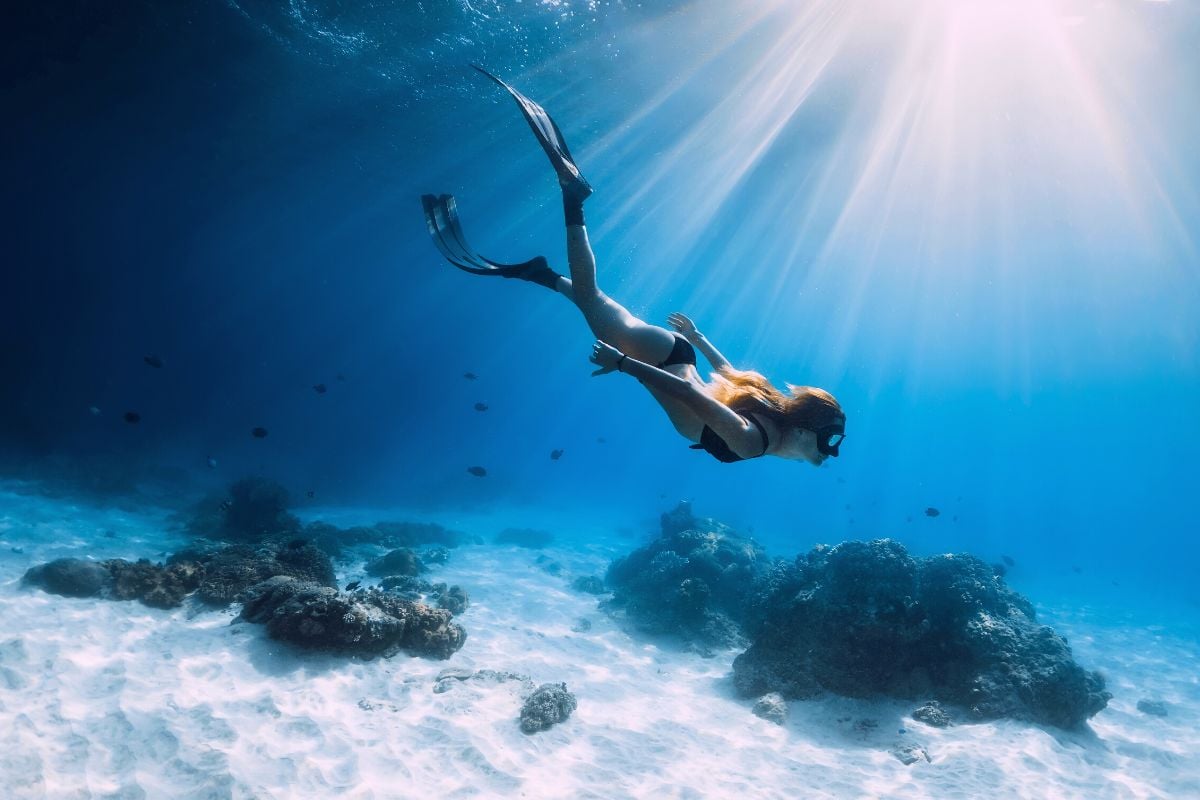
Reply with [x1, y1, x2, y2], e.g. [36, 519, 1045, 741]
[1, 482, 1197, 800]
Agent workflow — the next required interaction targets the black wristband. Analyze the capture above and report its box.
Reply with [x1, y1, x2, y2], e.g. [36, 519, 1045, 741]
[617, 354, 627, 373]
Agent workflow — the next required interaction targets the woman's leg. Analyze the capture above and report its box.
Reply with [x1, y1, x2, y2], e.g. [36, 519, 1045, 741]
[557, 224, 677, 365]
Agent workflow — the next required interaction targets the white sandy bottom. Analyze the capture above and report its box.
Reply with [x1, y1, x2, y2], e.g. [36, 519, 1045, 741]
[1, 490, 1198, 799]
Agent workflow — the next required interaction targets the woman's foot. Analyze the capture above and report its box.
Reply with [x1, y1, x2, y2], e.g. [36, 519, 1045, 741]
[421, 194, 562, 291]
[561, 173, 593, 205]
[473, 65, 594, 200]
[501, 256, 562, 290]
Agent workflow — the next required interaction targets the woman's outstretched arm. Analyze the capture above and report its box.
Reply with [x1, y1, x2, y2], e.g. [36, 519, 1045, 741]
[590, 340, 761, 455]
[667, 312, 732, 372]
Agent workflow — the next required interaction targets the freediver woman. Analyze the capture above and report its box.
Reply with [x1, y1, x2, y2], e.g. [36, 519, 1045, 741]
[421, 66, 845, 465]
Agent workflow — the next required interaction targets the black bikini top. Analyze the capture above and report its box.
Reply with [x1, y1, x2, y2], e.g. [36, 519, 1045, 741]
[689, 413, 769, 463]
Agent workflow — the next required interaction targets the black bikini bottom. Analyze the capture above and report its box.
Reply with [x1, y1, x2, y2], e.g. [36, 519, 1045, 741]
[658, 334, 697, 368]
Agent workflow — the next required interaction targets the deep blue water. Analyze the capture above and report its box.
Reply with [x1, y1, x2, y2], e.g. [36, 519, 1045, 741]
[3, 1, 1198, 620]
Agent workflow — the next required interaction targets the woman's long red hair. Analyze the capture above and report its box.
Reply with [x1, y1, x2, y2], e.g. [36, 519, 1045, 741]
[709, 368, 844, 431]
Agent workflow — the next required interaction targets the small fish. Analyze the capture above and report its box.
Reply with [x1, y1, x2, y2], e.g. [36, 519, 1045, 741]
[313, 383, 327, 394]
[88, 406, 101, 416]
[206, 456, 217, 469]
[123, 411, 141, 424]
[1002, 555, 1015, 567]
[596, 436, 607, 444]
[336, 373, 346, 382]
[251, 426, 268, 438]
[1072, 565, 1082, 574]
[306, 490, 314, 499]
[550, 449, 563, 460]
[924, 507, 940, 517]
[143, 355, 164, 368]
[463, 372, 478, 381]
[345, 581, 361, 592]
[466, 466, 487, 477]
[10, 546, 24, 554]
[474, 402, 488, 412]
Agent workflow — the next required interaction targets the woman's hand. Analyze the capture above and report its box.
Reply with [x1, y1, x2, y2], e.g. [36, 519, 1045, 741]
[667, 312, 699, 340]
[589, 340, 625, 376]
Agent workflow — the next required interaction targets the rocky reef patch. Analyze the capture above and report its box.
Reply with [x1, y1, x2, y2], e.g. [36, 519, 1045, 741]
[731, 538, 1111, 729]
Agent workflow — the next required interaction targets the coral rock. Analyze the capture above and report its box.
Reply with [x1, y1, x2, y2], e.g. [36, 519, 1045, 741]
[365, 548, 423, 578]
[752, 692, 788, 725]
[22, 558, 109, 597]
[731, 539, 1110, 729]
[519, 683, 577, 733]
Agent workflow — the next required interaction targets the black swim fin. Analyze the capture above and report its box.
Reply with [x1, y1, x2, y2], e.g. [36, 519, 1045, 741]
[472, 64, 592, 200]
[420, 193, 559, 288]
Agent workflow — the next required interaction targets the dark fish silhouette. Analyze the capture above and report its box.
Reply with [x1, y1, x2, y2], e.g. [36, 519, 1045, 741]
[1072, 565, 1082, 574]
[596, 436, 606, 444]
[474, 402, 488, 412]
[123, 411, 141, 424]
[924, 507, 940, 517]
[550, 449, 563, 460]
[143, 355, 163, 368]
[345, 581, 361, 592]
[313, 384, 327, 394]
[1002, 555, 1015, 567]
[336, 373, 346, 382]
[463, 372, 478, 380]
[251, 427, 269, 438]
[466, 466, 487, 477]
[306, 490, 314, 499]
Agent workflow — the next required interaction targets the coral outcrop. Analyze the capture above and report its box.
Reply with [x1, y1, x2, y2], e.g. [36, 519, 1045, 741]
[604, 501, 768, 649]
[184, 539, 337, 606]
[519, 683, 577, 733]
[365, 548, 423, 578]
[239, 576, 466, 659]
[731, 539, 1111, 729]
[23, 557, 203, 608]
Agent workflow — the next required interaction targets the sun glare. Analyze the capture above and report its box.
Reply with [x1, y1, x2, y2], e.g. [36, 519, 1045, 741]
[579, 0, 1195, 390]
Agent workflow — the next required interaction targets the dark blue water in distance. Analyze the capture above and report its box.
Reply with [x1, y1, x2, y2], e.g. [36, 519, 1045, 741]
[3, 1, 1198, 624]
